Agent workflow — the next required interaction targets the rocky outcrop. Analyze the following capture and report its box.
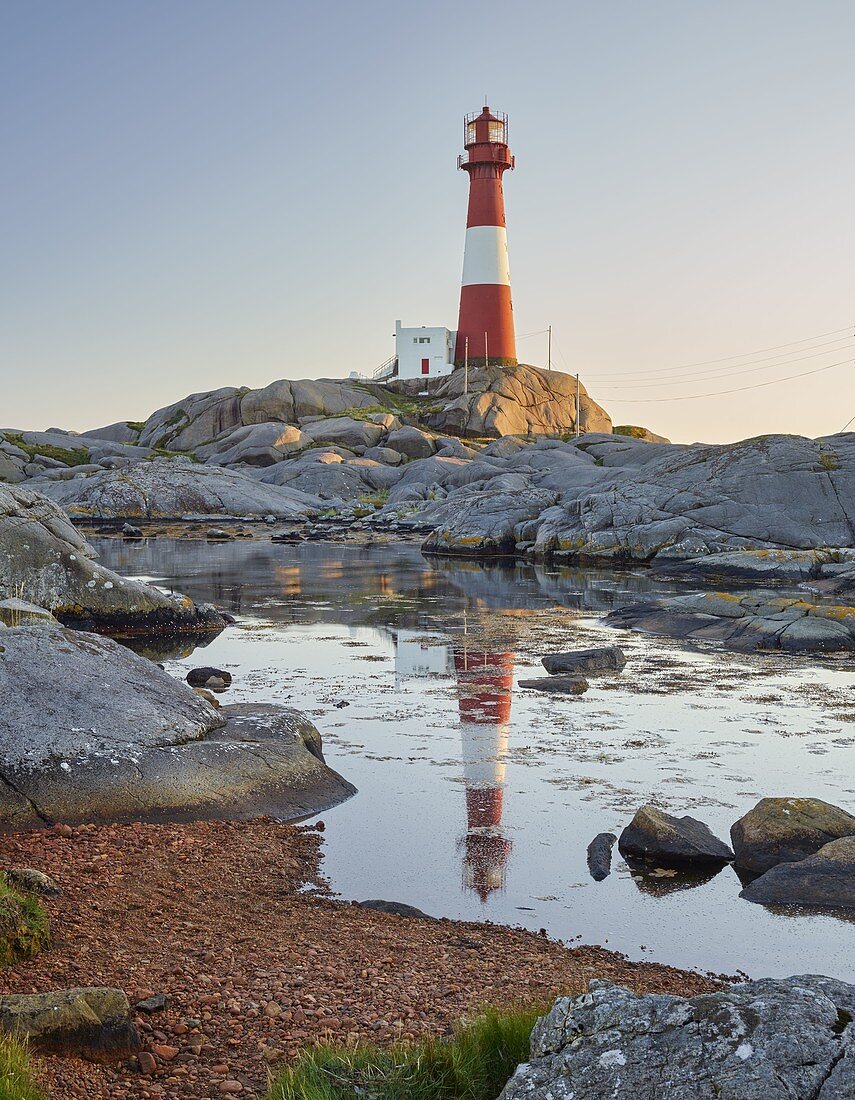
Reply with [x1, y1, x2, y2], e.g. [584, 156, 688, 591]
[618, 805, 734, 867]
[500, 976, 855, 1099]
[34, 457, 321, 520]
[0, 485, 225, 634]
[0, 987, 139, 1059]
[410, 363, 612, 438]
[730, 797, 855, 874]
[0, 626, 355, 827]
[740, 836, 855, 910]
[605, 591, 855, 653]
[392, 432, 855, 562]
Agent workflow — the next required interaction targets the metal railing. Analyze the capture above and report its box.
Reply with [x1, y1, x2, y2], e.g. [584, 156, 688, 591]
[373, 355, 398, 381]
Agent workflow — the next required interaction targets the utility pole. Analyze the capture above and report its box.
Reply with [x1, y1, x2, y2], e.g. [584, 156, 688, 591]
[575, 373, 581, 438]
[484, 331, 489, 371]
[547, 325, 552, 372]
[464, 336, 469, 396]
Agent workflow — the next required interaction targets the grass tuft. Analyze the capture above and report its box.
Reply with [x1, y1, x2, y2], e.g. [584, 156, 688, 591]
[0, 879, 49, 966]
[0, 1035, 47, 1100]
[266, 1005, 539, 1100]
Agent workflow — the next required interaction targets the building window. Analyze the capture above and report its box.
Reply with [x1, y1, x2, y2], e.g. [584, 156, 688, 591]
[421, 358, 430, 375]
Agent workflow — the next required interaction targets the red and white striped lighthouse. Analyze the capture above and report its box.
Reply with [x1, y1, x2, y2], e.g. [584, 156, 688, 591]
[454, 105, 517, 368]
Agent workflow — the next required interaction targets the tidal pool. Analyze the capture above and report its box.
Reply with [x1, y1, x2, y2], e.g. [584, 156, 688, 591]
[95, 537, 855, 981]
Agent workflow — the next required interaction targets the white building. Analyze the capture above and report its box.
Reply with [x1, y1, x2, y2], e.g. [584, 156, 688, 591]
[394, 321, 456, 381]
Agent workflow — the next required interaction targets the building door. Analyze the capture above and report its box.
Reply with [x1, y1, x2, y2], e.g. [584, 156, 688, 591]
[421, 358, 430, 375]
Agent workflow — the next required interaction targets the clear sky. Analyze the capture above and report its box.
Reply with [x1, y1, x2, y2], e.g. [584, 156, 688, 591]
[2, 0, 854, 442]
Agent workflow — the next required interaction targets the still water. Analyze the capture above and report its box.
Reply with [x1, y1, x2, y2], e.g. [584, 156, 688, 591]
[95, 537, 855, 981]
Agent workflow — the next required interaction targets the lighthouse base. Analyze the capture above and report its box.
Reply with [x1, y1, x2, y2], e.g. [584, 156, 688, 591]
[453, 356, 517, 369]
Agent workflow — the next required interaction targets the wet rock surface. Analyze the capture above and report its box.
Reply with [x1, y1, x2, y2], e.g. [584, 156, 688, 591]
[586, 833, 617, 881]
[518, 674, 589, 694]
[731, 797, 855, 874]
[500, 975, 855, 1100]
[740, 836, 855, 910]
[618, 805, 734, 867]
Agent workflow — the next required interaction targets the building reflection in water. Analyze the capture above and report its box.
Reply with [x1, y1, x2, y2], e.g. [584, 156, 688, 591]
[394, 625, 514, 901]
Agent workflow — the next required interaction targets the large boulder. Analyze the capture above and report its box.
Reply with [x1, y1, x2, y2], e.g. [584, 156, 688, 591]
[34, 457, 320, 520]
[197, 422, 309, 466]
[731, 797, 855, 874]
[301, 416, 385, 451]
[618, 805, 734, 867]
[0, 485, 224, 634]
[541, 645, 626, 675]
[740, 836, 855, 909]
[0, 626, 355, 827]
[0, 987, 139, 1058]
[500, 976, 855, 1100]
[385, 426, 438, 459]
[415, 364, 612, 438]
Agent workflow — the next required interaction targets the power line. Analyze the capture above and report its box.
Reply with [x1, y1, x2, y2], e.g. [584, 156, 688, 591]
[603, 356, 854, 403]
[586, 333, 855, 382]
[592, 341, 855, 389]
[598, 324, 853, 375]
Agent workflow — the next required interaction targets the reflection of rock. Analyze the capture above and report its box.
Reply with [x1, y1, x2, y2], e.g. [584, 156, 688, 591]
[740, 836, 855, 911]
[618, 806, 733, 868]
[624, 856, 727, 896]
[0, 628, 354, 827]
[586, 833, 617, 881]
[500, 976, 855, 1100]
[731, 797, 855, 874]
[454, 648, 514, 901]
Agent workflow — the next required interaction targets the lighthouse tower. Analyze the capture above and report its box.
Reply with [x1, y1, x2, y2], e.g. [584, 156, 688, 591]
[454, 105, 517, 369]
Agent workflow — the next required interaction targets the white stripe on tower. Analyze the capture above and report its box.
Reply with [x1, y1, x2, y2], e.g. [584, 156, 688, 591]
[461, 226, 511, 287]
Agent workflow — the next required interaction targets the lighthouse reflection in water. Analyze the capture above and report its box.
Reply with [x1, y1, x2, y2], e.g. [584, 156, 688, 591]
[395, 627, 513, 900]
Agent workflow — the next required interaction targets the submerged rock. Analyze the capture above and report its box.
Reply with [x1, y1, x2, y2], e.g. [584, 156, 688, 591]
[586, 833, 617, 881]
[500, 976, 855, 1099]
[740, 836, 855, 910]
[358, 900, 434, 920]
[541, 645, 626, 675]
[0, 627, 355, 827]
[618, 805, 733, 867]
[518, 675, 589, 695]
[731, 797, 855, 874]
[0, 987, 140, 1059]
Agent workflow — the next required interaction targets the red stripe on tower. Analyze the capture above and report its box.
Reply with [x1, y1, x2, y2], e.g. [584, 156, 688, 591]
[454, 105, 517, 368]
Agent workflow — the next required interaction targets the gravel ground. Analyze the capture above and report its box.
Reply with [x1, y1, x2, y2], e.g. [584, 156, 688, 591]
[0, 819, 723, 1099]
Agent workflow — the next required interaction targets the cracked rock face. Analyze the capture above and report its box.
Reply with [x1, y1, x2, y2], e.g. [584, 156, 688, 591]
[499, 976, 855, 1099]
[0, 627, 355, 828]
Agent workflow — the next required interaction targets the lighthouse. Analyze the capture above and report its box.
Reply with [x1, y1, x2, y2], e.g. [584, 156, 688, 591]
[454, 105, 517, 369]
